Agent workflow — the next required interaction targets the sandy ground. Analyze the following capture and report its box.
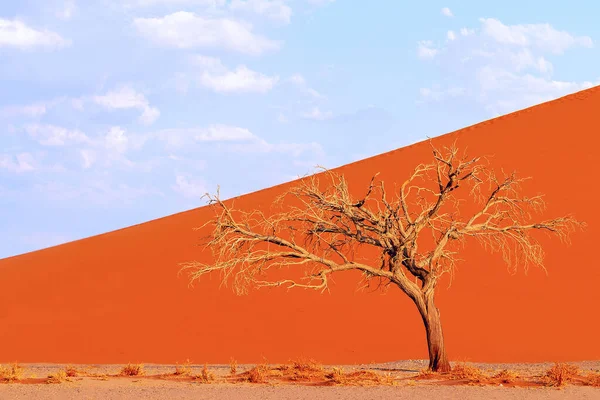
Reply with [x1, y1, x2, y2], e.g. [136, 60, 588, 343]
[1, 360, 598, 400]
[1, 381, 599, 400]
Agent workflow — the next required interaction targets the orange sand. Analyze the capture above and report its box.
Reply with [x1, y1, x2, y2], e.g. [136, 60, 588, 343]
[0, 87, 599, 365]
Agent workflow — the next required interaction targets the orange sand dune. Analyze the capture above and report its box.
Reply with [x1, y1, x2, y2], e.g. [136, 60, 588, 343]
[1, 87, 599, 365]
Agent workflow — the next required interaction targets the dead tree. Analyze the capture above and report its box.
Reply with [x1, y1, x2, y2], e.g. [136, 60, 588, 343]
[181, 144, 584, 372]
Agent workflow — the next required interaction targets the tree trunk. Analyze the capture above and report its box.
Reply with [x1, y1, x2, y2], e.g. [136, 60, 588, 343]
[418, 294, 451, 372]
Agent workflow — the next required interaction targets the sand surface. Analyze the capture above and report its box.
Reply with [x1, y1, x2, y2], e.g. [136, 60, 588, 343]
[1, 382, 599, 400]
[1, 361, 598, 400]
[0, 87, 599, 365]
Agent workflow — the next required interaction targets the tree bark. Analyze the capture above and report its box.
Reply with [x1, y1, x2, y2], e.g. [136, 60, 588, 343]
[418, 293, 451, 372]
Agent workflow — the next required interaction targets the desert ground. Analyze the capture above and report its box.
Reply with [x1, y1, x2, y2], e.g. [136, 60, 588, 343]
[1, 360, 598, 400]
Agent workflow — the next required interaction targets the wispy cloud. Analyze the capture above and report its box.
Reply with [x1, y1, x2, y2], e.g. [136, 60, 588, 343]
[417, 17, 598, 115]
[172, 175, 207, 198]
[0, 153, 36, 173]
[93, 85, 160, 125]
[133, 12, 281, 55]
[0, 103, 47, 118]
[230, 0, 292, 24]
[0, 18, 70, 50]
[24, 124, 91, 146]
[191, 55, 279, 93]
[441, 7, 453, 17]
[301, 106, 333, 120]
[56, 0, 76, 20]
[288, 73, 325, 99]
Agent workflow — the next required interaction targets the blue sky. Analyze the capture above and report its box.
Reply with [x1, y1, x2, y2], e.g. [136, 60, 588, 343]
[1, 0, 599, 259]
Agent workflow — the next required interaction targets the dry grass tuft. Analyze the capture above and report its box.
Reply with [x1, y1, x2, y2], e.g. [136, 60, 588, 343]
[583, 371, 600, 387]
[543, 363, 580, 387]
[0, 363, 24, 383]
[325, 368, 395, 386]
[492, 369, 519, 384]
[46, 370, 71, 384]
[196, 364, 215, 383]
[290, 357, 323, 372]
[229, 358, 238, 375]
[325, 367, 347, 384]
[64, 365, 79, 377]
[348, 370, 393, 386]
[246, 363, 270, 383]
[278, 357, 326, 381]
[450, 363, 486, 382]
[174, 359, 193, 376]
[119, 363, 145, 377]
[415, 368, 441, 380]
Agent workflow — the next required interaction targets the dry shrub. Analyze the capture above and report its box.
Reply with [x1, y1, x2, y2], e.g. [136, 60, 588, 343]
[492, 369, 519, 384]
[174, 359, 192, 376]
[196, 364, 215, 383]
[246, 363, 270, 383]
[543, 363, 580, 387]
[280, 358, 325, 381]
[290, 358, 323, 372]
[415, 368, 440, 380]
[229, 358, 238, 375]
[119, 363, 145, 377]
[64, 365, 79, 377]
[47, 370, 70, 384]
[583, 371, 600, 387]
[450, 363, 486, 382]
[325, 367, 347, 385]
[325, 368, 394, 386]
[0, 363, 24, 383]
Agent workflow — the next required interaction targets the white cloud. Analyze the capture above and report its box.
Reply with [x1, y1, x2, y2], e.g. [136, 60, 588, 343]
[0, 103, 47, 118]
[417, 17, 598, 115]
[173, 175, 207, 198]
[196, 124, 256, 141]
[133, 11, 280, 55]
[93, 85, 160, 125]
[441, 7, 453, 17]
[479, 18, 593, 54]
[460, 27, 474, 36]
[417, 40, 438, 59]
[149, 124, 322, 159]
[301, 106, 332, 120]
[191, 55, 279, 93]
[0, 18, 70, 50]
[140, 106, 161, 125]
[105, 126, 129, 153]
[289, 73, 306, 86]
[288, 73, 325, 99]
[447, 30, 456, 41]
[230, 0, 292, 24]
[56, 0, 76, 20]
[0, 153, 36, 172]
[200, 65, 279, 93]
[80, 149, 96, 168]
[24, 124, 91, 146]
[151, 124, 257, 149]
[475, 67, 598, 115]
